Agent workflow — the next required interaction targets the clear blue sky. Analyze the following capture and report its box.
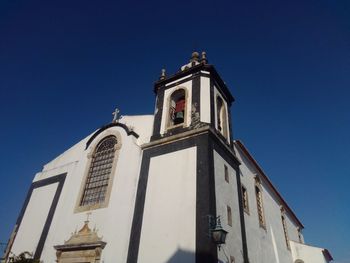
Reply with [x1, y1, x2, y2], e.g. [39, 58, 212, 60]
[0, 0, 349, 261]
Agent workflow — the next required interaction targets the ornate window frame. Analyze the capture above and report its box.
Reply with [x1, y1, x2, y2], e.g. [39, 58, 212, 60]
[241, 184, 250, 214]
[254, 175, 266, 229]
[75, 130, 122, 213]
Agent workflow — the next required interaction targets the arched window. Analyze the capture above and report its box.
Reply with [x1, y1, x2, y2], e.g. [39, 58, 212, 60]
[80, 135, 118, 207]
[169, 89, 186, 127]
[216, 96, 228, 138]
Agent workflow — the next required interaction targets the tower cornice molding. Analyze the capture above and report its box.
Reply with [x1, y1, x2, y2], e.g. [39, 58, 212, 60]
[141, 125, 240, 166]
[154, 64, 234, 104]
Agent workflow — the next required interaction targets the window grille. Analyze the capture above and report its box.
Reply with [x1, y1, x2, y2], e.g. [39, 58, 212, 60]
[80, 136, 117, 206]
[242, 186, 249, 213]
[255, 186, 265, 227]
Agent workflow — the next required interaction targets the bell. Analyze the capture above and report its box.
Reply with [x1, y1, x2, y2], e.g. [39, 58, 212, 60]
[174, 111, 184, 124]
[175, 111, 184, 119]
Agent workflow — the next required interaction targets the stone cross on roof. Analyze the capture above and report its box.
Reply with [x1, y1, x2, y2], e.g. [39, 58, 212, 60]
[112, 108, 122, 123]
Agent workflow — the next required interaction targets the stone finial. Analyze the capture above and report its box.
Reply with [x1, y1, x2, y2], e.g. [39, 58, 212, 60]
[190, 51, 200, 63]
[159, 68, 166, 80]
[201, 51, 208, 64]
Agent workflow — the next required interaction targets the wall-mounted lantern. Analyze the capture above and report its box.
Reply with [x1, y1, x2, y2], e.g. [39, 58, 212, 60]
[208, 215, 228, 249]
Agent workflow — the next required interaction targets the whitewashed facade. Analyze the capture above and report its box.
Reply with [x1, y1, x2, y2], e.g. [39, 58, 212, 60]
[4, 52, 332, 263]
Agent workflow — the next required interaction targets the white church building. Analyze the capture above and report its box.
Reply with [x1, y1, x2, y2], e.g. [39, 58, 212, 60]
[4, 52, 333, 263]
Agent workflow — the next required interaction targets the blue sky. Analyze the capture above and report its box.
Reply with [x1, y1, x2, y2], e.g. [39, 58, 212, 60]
[0, 0, 349, 261]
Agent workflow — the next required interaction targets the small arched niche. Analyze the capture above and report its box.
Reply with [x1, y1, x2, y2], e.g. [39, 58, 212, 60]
[168, 89, 186, 127]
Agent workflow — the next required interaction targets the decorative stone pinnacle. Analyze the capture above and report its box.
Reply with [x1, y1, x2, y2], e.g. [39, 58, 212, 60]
[201, 51, 208, 64]
[160, 68, 166, 80]
[190, 51, 200, 62]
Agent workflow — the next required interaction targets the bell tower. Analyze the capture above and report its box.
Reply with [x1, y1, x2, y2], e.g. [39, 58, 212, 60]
[151, 51, 235, 146]
[128, 52, 247, 263]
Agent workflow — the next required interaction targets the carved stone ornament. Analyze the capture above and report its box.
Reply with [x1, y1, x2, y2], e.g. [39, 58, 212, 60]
[54, 220, 106, 263]
[280, 205, 286, 214]
[190, 103, 204, 129]
[254, 174, 262, 185]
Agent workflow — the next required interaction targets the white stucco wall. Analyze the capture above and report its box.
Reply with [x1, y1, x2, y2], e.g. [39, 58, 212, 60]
[138, 147, 197, 263]
[120, 115, 154, 145]
[11, 124, 143, 263]
[11, 182, 59, 256]
[235, 145, 298, 263]
[35, 139, 86, 181]
[290, 241, 329, 263]
[213, 150, 244, 263]
[36, 115, 153, 180]
[285, 210, 303, 244]
[160, 80, 193, 135]
[200, 75, 211, 124]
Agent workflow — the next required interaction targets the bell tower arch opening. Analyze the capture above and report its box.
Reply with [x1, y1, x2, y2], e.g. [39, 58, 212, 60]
[216, 95, 228, 139]
[168, 88, 186, 127]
